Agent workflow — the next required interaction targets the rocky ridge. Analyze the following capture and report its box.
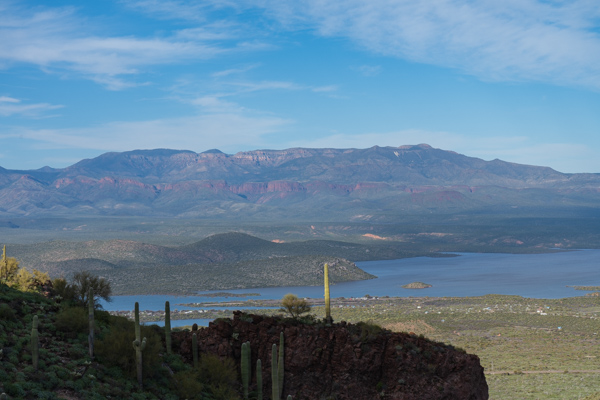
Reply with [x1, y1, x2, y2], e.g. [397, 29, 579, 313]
[176, 311, 489, 400]
[0, 144, 598, 219]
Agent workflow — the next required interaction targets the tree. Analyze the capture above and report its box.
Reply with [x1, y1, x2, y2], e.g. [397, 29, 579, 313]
[0, 245, 19, 285]
[1, 245, 50, 292]
[12, 268, 50, 292]
[54, 271, 112, 309]
[280, 293, 311, 319]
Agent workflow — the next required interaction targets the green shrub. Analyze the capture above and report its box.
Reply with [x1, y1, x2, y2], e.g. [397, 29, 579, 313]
[356, 320, 384, 342]
[4, 381, 26, 398]
[0, 303, 16, 321]
[95, 316, 163, 381]
[174, 369, 205, 399]
[55, 306, 88, 338]
[198, 353, 240, 400]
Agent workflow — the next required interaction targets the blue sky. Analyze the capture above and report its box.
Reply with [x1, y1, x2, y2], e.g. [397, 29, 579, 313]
[1, 0, 599, 173]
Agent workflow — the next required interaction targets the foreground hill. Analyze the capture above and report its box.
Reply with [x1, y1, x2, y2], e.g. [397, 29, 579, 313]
[0, 144, 598, 221]
[0, 284, 489, 399]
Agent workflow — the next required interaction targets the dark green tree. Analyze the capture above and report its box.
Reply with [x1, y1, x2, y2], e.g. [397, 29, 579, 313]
[54, 271, 112, 309]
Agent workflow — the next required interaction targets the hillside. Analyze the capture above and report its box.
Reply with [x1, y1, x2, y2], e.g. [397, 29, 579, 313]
[0, 144, 598, 221]
[0, 284, 488, 399]
[8, 232, 433, 286]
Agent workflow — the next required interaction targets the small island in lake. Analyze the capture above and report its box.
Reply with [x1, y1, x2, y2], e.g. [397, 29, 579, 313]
[402, 281, 432, 289]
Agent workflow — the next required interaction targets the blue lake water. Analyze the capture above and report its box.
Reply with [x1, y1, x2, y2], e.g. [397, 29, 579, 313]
[101, 249, 600, 325]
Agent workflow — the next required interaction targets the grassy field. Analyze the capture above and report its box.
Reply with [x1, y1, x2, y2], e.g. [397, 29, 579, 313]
[158, 294, 600, 399]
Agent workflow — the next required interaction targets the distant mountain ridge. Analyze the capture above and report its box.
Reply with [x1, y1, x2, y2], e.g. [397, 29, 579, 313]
[0, 144, 598, 220]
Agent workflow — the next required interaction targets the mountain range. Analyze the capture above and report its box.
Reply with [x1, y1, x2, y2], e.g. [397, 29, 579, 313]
[1, 144, 599, 221]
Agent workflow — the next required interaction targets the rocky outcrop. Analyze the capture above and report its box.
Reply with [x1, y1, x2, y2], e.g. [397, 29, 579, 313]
[175, 311, 488, 400]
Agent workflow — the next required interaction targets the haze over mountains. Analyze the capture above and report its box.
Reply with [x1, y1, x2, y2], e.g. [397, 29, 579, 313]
[1, 144, 598, 221]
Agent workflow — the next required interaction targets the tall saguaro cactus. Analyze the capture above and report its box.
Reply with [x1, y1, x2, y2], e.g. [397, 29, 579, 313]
[270, 333, 286, 400]
[31, 315, 39, 370]
[88, 288, 94, 359]
[241, 341, 251, 399]
[271, 343, 279, 400]
[132, 302, 147, 389]
[324, 263, 332, 323]
[277, 332, 284, 399]
[256, 359, 263, 400]
[192, 333, 198, 369]
[165, 301, 172, 354]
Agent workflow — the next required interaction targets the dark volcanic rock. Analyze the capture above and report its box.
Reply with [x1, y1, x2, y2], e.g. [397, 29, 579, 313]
[175, 311, 488, 400]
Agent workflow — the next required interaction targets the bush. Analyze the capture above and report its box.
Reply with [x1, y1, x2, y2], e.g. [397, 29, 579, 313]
[0, 303, 16, 321]
[280, 293, 312, 319]
[95, 316, 164, 381]
[198, 353, 239, 400]
[55, 307, 88, 338]
[174, 369, 205, 399]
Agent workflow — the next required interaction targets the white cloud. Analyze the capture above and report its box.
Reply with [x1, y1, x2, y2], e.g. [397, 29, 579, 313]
[0, 96, 63, 117]
[11, 113, 291, 153]
[352, 65, 381, 77]
[287, 129, 597, 173]
[211, 64, 261, 78]
[0, 3, 262, 90]
[258, 0, 600, 90]
[121, 0, 242, 22]
[0, 96, 19, 103]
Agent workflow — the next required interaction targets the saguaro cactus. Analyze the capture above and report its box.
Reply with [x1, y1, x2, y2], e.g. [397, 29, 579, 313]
[132, 302, 147, 389]
[192, 333, 198, 369]
[277, 332, 284, 399]
[271, 343, 279, 400]
[256, 359, 263, 400]
[241, 341, 251, 399]
[88, 288, 94, 359]
[324, 263, 332, 323]
[31, 315, 39, 370]
[165, 301, 172, 354]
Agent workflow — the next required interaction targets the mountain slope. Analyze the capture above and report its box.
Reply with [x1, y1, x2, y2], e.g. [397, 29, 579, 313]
[0, 144, 598, 220]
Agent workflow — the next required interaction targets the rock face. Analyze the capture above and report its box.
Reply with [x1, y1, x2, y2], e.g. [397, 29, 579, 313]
[175, 311, 489, 400]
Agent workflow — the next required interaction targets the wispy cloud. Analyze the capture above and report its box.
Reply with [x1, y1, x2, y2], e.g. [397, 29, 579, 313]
[0, 3, 264, 90]
[287, 129, 597, 173]
[258, 0, 600, 90]
[121, 0, 242, 22]
[211, 64, 261, 78]
[9, 113, 290, 153]
[352, 65, 381, 77]
[0, 96, 63, 117]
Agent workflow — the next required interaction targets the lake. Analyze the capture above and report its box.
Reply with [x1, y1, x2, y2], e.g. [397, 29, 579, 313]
[101, 249, 600, 325]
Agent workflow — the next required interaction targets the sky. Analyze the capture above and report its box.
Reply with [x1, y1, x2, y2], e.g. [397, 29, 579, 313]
[1, 0, 600, 173]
